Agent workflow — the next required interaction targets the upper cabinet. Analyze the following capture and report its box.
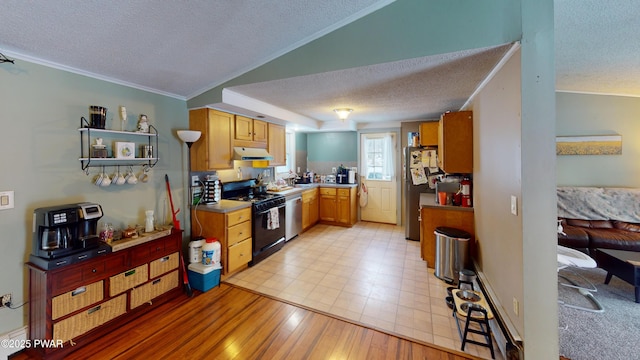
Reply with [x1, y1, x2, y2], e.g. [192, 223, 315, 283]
[419, 121, 438, 147]
[267, 123, 286, 166]
[234, 116, 267, 148]
[438, 111, 473, 174]
[189, 108, 234, 170]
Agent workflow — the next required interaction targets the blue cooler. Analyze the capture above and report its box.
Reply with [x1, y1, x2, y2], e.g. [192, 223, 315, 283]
[188, 263, 221, 292]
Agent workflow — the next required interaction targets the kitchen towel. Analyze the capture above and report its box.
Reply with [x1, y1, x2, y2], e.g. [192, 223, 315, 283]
[267, 207, 279, 230]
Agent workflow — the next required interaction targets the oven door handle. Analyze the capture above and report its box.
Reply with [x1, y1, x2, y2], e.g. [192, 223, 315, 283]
[254, 203, 285, 215]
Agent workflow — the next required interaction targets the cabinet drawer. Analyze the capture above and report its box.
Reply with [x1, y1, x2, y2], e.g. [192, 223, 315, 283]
[109, 264, 148, 297]
[302, 189, 316, 201]
[149, 252, 179, 279]
[320, 188, 336, 196]
[130, 270, 179, 309]
[52, 281, 103, 320]
[131, 240, 166, 266]
[228, 239, 252, 273]
[337, 188, 351, 197]
[227, 207, 251, 227]
[53, 294, 126, 344]
[227, 221, 251, 247]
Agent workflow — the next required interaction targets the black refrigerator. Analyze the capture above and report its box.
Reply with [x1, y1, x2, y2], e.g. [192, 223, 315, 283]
[404, 146, 437, 240]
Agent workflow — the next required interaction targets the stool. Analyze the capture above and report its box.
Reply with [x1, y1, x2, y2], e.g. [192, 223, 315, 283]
[459, 303, 494, 359]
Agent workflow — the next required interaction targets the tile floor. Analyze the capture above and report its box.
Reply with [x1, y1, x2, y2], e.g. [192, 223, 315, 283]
[225, 221, 501, 360]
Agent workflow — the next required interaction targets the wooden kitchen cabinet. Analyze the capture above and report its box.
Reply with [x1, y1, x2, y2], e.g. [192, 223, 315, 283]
[420, 206, 475, 268]
[189, 108, 234, 170]
[319, 186, 357, 227]
[419, 121, 439, 146]
[301, 188, 319, 231]
[319, 187, 337, 222]
[192, 207, 252, 277]
[438, 111, 473, 173]
[26, 230, 182, 359]
[268, 123, 286, 166]
[336, 187, 357, 226]
[234, 115, 267, 148]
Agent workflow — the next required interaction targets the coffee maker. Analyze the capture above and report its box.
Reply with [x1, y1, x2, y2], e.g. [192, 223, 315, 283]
[30, 202, 108, 269]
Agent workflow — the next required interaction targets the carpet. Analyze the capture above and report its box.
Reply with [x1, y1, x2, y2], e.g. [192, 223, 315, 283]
[558, 267, 640, 360]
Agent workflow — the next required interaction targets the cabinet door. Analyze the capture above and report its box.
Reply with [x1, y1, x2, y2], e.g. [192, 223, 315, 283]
[267, 123, 286, 166]
[252, 119, 268, 143]
[319, 194, 336, 222]
[302, 197, 311, 230]
[310, 194, 319, 225]
[420, 122, 439, 146]
[234, 116, 253, 141]
[438, 111, 473, 173]
[190, 109, 233, 170]
[337, 194, 350, 224]
[228, 238, 252, 273]
[420, 207, 474, 268]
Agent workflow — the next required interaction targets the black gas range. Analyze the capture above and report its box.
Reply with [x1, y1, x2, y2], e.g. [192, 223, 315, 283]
[222, 179, 286, 266]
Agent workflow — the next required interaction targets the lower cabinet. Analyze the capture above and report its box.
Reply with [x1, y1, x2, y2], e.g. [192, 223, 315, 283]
[419, 206, 475, 268]
[301, 188, 319, 231]
[26, 230, 183, 359]
[319, 186, 357, 227]
[193, 206, 252, 277]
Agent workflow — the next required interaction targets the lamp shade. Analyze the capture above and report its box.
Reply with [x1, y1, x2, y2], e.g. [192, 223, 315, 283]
[177, 130, 202, 143]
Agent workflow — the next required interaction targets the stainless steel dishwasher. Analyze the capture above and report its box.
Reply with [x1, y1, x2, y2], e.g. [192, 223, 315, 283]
[285, 194, 302, 241]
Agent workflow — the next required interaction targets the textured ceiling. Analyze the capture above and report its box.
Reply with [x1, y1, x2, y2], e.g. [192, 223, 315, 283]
[227, 44, 514, 124]
[555, 0, 640, 96]
[0, 0, 390, 98]
[1, 1, 638, 129]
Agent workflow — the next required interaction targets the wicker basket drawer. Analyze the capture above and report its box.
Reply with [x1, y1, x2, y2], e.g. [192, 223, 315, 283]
[149, 252, 179, 279]
[52, 281, 103, 320]
[53, 294, 126, 343]
[226, 207, 251, 227]
[109, 264, 148, 297]
[130, 270, 179, 309]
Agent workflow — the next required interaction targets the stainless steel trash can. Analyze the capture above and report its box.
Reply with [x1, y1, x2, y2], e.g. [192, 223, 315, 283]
[434, 227, 471, 284]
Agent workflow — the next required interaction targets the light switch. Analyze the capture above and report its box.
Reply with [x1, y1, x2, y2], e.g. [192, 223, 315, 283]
[0, 191, 14, 210]
[510, 195, 518, 216]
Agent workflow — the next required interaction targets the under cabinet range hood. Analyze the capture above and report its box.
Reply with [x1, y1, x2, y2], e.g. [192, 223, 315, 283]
[233, 147, 274, 161]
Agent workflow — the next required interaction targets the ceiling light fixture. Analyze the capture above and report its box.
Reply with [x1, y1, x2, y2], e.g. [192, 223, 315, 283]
[333, 108, 353, 121]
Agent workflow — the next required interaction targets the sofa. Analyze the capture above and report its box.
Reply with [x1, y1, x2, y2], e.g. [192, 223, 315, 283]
[557, 187, 640, 259]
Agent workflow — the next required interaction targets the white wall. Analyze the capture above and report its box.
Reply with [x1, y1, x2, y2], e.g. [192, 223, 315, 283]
[557, 92, 640, 187]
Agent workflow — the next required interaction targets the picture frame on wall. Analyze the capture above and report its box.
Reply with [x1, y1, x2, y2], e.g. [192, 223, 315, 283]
[556, 135, 622, 155]
[115, 142, 135, 159]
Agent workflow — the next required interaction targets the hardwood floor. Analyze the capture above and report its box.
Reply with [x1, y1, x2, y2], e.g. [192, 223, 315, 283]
[12, 284, 474, 360]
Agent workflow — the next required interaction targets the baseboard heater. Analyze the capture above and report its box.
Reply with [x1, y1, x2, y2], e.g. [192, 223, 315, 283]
[474, 263, 524, 360]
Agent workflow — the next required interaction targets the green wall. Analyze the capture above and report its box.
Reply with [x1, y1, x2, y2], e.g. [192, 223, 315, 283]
[188, 0, 520, 107]
[0, 59, 188, 334]
[307, 132, 357, 162]
[556, 92, 640, 187]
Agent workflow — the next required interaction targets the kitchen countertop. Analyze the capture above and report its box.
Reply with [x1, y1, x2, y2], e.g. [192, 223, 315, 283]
[193, 199, 252, 213]
[293, 183, 358, 189]
[267, 187, 304, 197]
[420, 193, 474, 212]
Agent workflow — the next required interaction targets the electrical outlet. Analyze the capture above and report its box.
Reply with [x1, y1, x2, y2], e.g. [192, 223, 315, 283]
[512, 297, 519, 315]
[191, 175, 199, 186]
[1, 293, 11, 308]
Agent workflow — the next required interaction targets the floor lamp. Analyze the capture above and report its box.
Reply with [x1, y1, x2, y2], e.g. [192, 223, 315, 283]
[177, 130, 201, 239]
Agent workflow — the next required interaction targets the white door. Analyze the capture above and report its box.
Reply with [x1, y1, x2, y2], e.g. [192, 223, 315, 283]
[360, 133, 397, 224]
